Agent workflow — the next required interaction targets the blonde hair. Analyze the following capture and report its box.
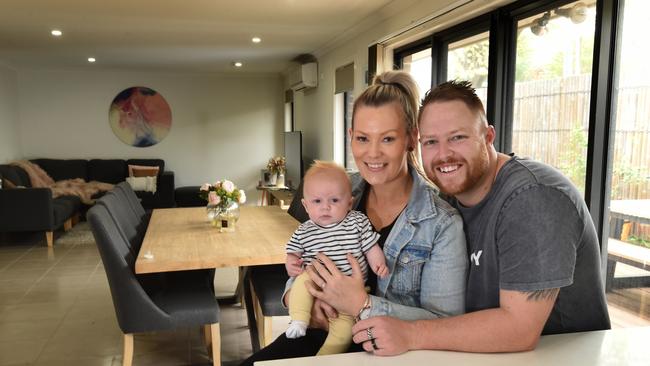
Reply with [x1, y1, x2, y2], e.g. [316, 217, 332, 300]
[352, 70, 422, 171]
[303, 160, 350, 192]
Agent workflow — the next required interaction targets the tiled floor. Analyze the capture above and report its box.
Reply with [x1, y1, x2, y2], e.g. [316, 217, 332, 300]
[2, 225, 649, 365]
[0, 227, 289, 366]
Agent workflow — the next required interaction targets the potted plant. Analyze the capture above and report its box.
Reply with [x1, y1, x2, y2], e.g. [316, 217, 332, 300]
[266, 156, 286, 186]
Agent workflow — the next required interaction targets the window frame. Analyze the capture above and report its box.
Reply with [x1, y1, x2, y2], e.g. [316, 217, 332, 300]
[385, 0, 622, 262]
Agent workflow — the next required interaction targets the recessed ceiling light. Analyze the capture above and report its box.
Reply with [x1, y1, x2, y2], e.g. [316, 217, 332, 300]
[87, 57, 96, 63]
[234, 61, 243, 68]
[51, 29, 62, 37]
[252, 37, 261, 43]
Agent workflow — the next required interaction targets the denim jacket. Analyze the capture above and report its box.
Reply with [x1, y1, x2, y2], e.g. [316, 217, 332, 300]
[351, 167, 467, 320]
[283, 167, 467, 320]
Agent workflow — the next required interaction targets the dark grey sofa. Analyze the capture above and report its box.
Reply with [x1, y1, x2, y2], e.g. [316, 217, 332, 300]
[0, 158, 174, 247]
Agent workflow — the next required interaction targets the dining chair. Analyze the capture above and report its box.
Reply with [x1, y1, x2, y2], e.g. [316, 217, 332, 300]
[114, 182, 147, 222]
[245, 265, 289, 351]
[246, 179, 306, 351]
[87, 204, 221, 366]
[97, 189, 216, 296]
[96, 191, 143, 255]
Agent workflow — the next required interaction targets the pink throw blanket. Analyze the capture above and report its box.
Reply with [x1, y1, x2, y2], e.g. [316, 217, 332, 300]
[11, 160, 114, 204]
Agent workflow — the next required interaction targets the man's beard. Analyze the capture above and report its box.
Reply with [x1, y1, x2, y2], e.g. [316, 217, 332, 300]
[431, 147, 490, 196]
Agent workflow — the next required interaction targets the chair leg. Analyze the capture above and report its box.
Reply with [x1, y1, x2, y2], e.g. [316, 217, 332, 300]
[263, 316, 273, 347]
[235, 267, 246, 306]
[203, 324, 212, 359]
[210, 323, 221, 366]
[63, 218, 73, 231]
[123, 333, 134, 366]
[251, 285, 267, 347]
[45, 231, 53, 248]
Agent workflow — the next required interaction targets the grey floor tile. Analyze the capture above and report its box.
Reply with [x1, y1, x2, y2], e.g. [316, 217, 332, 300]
[0, 338, 48, 365]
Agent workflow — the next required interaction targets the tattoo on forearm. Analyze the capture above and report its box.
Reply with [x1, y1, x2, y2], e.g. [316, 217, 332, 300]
[523, 288, 559, 302]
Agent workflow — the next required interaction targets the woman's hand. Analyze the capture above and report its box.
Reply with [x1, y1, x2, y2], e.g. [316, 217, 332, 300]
[351, 316, 415, 356]
[308, 298, 338, 330]
[305, 253, 367, 315]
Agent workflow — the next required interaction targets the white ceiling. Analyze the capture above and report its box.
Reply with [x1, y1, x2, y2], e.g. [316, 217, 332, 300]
[0, 0, 402, 74]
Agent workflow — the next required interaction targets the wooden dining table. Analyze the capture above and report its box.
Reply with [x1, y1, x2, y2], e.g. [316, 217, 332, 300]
[135, 205, 299, 274]
[135, 205, 299, 351]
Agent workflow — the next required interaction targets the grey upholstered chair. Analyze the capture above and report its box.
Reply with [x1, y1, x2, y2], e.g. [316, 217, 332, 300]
[115, 182, 147, 221]
[245, 265, 289, 351]
[246, 179, 306, 350]
[96, 191, 143, 255]
[87, 204, 221, 366]
[97, 189, 216, 297]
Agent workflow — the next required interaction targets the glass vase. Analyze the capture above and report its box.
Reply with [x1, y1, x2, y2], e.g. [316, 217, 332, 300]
[207, 202, 240, 232]
[276, 173, 285, 188]
[268, 172, 278, 186]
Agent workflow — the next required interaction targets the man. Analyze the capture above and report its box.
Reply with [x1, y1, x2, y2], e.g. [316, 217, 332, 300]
[351, 80, 610, 354]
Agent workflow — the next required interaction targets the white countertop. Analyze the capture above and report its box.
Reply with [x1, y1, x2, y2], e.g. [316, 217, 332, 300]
[255, 326, 650, 366]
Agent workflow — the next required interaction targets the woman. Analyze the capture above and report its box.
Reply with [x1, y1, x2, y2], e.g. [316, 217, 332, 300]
[240, 71, 467, 364]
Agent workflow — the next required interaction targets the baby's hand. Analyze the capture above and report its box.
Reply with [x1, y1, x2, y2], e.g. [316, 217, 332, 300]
[285, 253, 304, 277]
[374, 263, 389, 278]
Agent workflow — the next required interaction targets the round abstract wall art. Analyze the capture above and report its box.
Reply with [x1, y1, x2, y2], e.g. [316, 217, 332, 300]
[109, 86, 172, 147]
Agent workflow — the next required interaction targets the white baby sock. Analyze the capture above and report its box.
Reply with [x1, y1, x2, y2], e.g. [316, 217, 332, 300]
[285, 320, 308, 338]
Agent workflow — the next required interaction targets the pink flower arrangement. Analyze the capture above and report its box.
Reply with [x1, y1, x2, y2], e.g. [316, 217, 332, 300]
[199, 180, 246, 209]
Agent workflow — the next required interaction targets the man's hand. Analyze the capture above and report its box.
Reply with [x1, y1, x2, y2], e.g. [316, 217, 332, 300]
[351, 316, 415, 356]
[285, 253, 304, 277]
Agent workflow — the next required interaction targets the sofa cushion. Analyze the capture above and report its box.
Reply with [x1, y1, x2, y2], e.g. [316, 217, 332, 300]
[2, 178, 18, 189]
[0, 165, 30, 187]
[175, 186, 204, 207]
[135, 191, 157, 208]
[128, 165, 160, 177]
[31, 159, 88, 182]
[126, 159, 164, 175]
[51, 196, 81, 228]
[126, 176, 157, 193]
[88, 159, 127, 184]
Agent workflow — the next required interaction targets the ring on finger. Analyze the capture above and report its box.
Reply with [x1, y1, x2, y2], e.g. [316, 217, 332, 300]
[370, 338, 379, 350]
[320, 281, 326, 289]
[366, 327, 373, 341]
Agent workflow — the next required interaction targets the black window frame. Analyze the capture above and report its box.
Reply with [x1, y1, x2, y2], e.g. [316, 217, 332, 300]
[388, 0, 621, 262]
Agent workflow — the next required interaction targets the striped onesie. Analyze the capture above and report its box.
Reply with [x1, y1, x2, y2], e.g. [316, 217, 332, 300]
[286, 210, 380, 279]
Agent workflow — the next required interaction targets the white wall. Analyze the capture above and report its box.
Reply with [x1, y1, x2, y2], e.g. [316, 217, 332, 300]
[292, 0, 511, 163]
[0, 63, 21, 162]
[16, 70, 284, 202]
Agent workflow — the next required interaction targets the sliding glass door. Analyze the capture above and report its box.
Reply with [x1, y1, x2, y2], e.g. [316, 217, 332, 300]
[603, 0, 650, 327]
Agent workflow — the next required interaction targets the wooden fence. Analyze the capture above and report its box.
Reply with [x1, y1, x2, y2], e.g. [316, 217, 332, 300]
[510, 75, 650, 240]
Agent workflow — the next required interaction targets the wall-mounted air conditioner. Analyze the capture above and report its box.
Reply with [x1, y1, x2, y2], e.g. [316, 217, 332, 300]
[290, 62, 318, 91]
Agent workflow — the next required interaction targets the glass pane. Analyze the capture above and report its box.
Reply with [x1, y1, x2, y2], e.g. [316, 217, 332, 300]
[605, 0, 650, 327]
[400, 48, 431, 100]
[511, 1, 596, 196]
[344, 92, 357, 171]
[447, 31, 490, 109]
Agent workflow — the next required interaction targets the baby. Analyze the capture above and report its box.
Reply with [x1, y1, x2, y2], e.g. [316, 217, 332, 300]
[284, 160, 388, 355]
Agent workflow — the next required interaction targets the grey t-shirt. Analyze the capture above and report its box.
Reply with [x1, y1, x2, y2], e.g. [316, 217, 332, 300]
[452, 156, 610, 334]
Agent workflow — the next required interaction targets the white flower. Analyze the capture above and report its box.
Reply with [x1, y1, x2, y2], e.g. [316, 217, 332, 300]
[214, 181, 221, 188]
[238, 189, 246, 204]
[200, 183, 210, 191]
[222, 180, 235, 193]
